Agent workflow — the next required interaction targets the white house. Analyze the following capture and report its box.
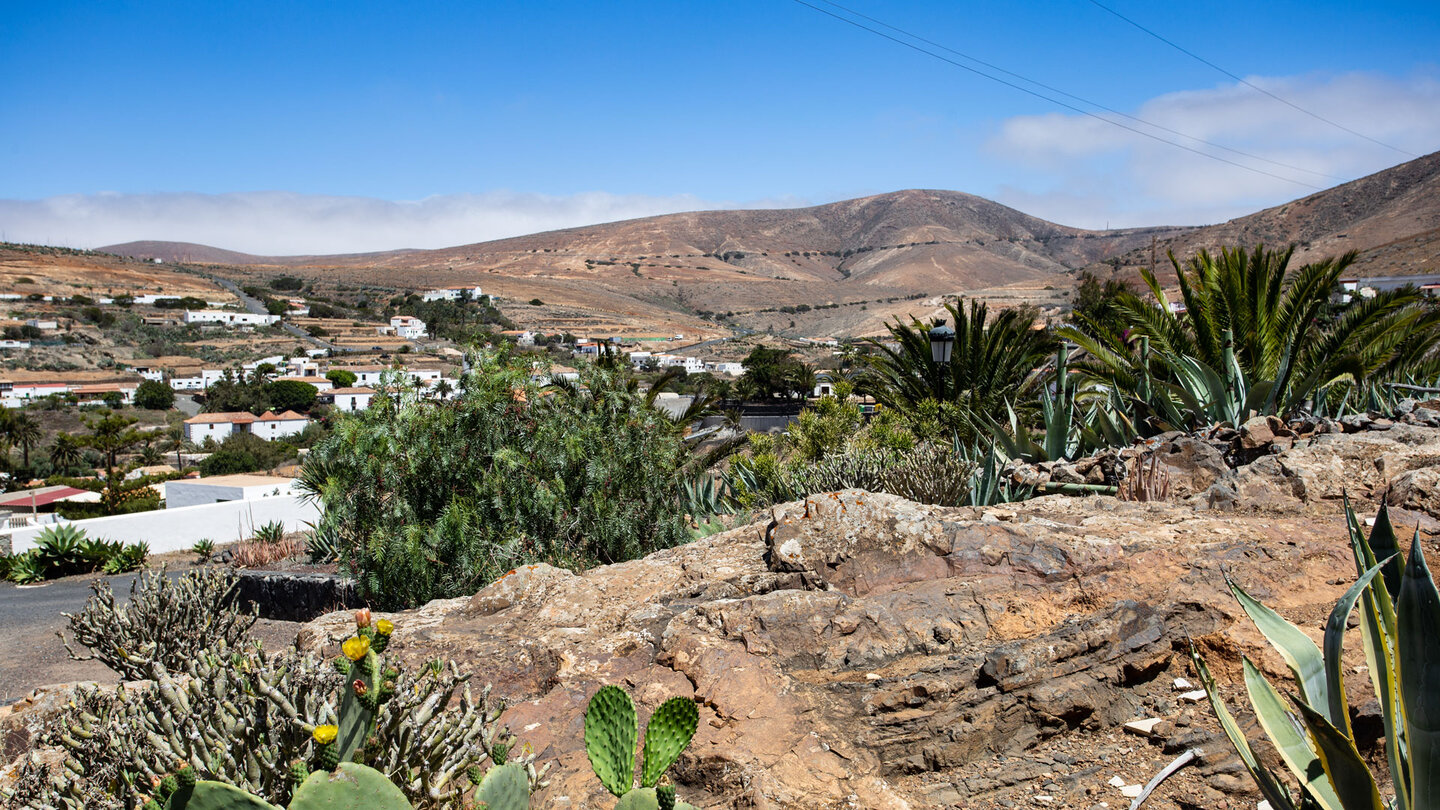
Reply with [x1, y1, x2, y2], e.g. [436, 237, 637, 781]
[171, 368, 228, 391]
[420, 286, 483, 302]
[25, 318, 59, 331]
[390, 316, 428, 339]
[248, 410, 312, 440]
[324, 386, 375, 412]
[0, 340, 31, 350]
[656, 354, 705, 374]
[183, 410, 312, 443]
[627, 351, 653, 368]
[706, 362, 745, 376]
[183, 412, 258, 443]
[166, 474, 297, 509]
[183, 310, 280, 327]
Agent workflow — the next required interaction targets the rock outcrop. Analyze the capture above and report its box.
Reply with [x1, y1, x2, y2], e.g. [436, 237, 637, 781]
[292, 481, 1439, 808]
[8, 424, 1440, 809]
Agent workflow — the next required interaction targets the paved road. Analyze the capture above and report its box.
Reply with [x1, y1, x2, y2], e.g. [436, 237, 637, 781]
[0, 574, 139, 703]
[0, 572, 301, 704]
[206, 275, 351, 354]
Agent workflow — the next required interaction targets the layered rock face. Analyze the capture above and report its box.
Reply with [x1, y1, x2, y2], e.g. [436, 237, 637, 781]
[8, 424, 1438, 808]
[293, 420, 1440, 809]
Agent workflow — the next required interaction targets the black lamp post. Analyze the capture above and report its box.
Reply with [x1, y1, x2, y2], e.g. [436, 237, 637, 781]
[929, 321, 956, 365]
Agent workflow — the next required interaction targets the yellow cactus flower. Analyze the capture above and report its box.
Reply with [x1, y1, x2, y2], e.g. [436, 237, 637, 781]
[342, 636, 370, 661]
[312, 724, 338, 744]
[376, 619, 394, 636]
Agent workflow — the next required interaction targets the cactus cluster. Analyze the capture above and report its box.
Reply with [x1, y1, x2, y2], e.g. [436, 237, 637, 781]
[8, 612, 541, 810]
[584, 685, 700, 810]
[58, 566, 259, 680]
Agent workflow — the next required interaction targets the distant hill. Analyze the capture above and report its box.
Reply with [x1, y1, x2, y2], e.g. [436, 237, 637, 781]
[97, 151, 1440, 337]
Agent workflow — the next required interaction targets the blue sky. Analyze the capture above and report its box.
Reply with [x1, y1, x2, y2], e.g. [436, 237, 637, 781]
[2, 0, 1438, 253]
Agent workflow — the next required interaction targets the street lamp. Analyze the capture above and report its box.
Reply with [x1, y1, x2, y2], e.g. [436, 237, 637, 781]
[929, 320, 955, 365]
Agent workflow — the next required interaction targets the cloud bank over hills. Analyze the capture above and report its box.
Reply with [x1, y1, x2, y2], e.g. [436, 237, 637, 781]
[0, 190, 801, 256]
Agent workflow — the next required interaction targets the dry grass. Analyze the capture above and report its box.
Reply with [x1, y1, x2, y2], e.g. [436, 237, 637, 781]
[229, 537, 302, 568]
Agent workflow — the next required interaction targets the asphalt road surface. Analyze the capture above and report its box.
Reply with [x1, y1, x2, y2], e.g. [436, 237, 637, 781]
[0, 572, 301, 705]
[0, 573, 137, 703]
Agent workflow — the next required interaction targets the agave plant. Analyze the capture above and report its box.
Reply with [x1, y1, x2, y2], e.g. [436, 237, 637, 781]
[1192, 498, 1439, 809]
[1062, 244, 1440, 431]
[34, 524, 89, 576]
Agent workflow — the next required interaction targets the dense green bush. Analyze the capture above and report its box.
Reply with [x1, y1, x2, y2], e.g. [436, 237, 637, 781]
[299, 351, 690, 608]
[199, 431, 298, 475]
[133, 379, 175, 409]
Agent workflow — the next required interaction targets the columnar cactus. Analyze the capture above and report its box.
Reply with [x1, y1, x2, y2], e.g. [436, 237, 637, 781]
[584, 686, 701, 810]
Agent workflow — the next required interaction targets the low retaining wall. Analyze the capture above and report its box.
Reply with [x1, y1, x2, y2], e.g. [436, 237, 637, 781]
[3, 495, 320, 555]
[236, 570, 360, 621]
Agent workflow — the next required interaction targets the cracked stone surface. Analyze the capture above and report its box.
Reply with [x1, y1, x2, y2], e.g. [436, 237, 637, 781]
[10, 424, 1440, 808]
[289, 456, 1440, 808]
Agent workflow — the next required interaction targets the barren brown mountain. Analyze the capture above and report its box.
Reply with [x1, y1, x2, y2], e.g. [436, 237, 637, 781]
[100, 150, 1440, 338]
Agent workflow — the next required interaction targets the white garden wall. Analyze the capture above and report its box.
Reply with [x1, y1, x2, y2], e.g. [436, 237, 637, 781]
[4, 495, 319, 555]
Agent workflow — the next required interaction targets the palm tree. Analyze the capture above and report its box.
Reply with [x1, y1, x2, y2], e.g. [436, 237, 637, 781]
[855, 299, 1054, 435]
[6, 414, 41, 470]
[48, 432, 84, 472]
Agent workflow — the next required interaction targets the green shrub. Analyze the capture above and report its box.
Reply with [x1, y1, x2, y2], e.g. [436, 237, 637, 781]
[300, 350, 689, 608]
[133, 379, 175, 409]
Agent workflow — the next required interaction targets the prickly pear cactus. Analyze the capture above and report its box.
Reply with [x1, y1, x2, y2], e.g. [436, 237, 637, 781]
[162, 780, 281, 809]
[288, 762, 410, 810]
[584, 685, 638, 797]
[332, 611, 397, 763]
[474, 761, 530, 810]
[640, 697, 698, 787]
[585, 685, 701, 809]
[612, 787, 700, 810]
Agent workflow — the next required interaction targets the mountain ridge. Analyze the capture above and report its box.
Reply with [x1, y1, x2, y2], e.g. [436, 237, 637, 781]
[97, 151, 1440, 338]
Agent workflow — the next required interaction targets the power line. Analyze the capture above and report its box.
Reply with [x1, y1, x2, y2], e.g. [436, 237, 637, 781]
[787, 0, 1323, 190]
[813, 0, 1347, 183]
[1085, 0, 1418, 158]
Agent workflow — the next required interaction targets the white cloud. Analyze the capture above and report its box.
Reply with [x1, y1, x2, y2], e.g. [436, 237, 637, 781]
[0, 190, 787, 256]
[986, 70, 1440, 228]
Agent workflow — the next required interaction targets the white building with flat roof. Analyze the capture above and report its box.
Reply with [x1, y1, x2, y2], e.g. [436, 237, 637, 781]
[420, 286, 483, 302]
[166, 475, 297, 509]
[184, 310, 280, 327]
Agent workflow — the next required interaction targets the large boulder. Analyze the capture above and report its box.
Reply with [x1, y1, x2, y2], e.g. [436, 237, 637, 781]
[292, 490, 1429, 809]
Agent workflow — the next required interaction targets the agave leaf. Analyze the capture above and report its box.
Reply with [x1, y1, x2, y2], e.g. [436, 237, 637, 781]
[1229, 578, 1331, 718]
[1399, 526, 1440, 810]
[1189, 644, 1299, 810]
[1291, 698, 1384, 810]
[1368, 503, 1403, 601]
[1242, 658, 1342, 810]
[1322, 560, 1391, 735]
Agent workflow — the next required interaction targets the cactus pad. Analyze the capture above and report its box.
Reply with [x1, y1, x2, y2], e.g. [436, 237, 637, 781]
[613, 787, 700, 810]
[162, 780, 280, 810]
[288, 762, 410, 810]
[640, 697, 698, 787]
[585, 684, 638, 797]
[475, 761, 530, 810]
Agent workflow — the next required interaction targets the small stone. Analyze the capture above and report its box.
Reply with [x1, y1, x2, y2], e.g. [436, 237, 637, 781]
[1034, 796, 1054, 804]
[1108, 776, 1126, 788]
[1123, 718, 1164, 736]
[865, 672, 881, 681]
[1172, 677, 1193, 690]
[1179, 689, 1208, 703]
[1120, 784, 1144, 798]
